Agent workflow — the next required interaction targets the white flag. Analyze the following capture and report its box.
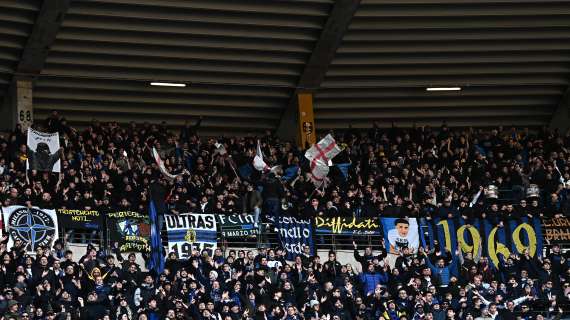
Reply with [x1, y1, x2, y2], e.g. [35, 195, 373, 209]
[27, 128, 61, 172]
[152, 147, 181, 181]
[304, 134, 341, 185]
[213, 142, 227, 156]
[253, 140, 269, 172]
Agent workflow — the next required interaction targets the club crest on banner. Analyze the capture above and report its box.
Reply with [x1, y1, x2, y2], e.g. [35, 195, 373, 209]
[185, 229, 197, 243]
[4, 206, 58, 253]
[118, 219, 140, 236]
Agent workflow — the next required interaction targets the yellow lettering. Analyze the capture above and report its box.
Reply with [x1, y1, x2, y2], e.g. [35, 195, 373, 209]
[457, 225, 481, 259]
[314, 217, 378, 234]
[488, 227, 511, 267]
[512, 223, 537, 257]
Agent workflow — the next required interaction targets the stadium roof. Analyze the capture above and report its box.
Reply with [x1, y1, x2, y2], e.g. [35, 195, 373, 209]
[1, 0, 570, 135]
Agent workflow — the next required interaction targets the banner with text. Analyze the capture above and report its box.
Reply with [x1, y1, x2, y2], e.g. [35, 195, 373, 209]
[315, 216, 380, 235]
[107, 211, 150, 253]
[2, 206, 59, 254]
[57, 209, 102, 230]
[542, 217, 570, 244]
[165, 213, 217, 259]
[275, 216, 314, 260]
[217, 214, 258, 238]
[420, 217, 543, 267]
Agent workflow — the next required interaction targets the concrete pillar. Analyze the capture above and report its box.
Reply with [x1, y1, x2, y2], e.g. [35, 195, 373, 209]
[276, 92, 317, 148]
[297, 92, 316, 148]
[0, 78, 33, 131]
[14, 78, 34, 130]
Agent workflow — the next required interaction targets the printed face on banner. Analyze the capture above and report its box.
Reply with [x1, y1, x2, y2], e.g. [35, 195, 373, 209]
[165, 213, 217, 259]
[382, 218, 419, 254]
[27, 128, 61, 172]
[3, 206, 59, 253]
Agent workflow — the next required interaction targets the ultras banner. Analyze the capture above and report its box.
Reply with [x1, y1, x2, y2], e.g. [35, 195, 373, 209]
[165, 213, 217, 259]
[542, 217, 570, 244]
[2, 206, 59, 253]
[314, 216, 381, 235]
[420, 217, 543, 267]
[216, 214, 258, 238]
[274, 216, 315, 260]
[56, 209, 102, 230]
[107, 211, 151, 253]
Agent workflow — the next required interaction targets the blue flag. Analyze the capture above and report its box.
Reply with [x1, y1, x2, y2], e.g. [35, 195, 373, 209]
[148, 200, 164, 274]
[282, 165, 299, 182]
[335, 163, 351, 180]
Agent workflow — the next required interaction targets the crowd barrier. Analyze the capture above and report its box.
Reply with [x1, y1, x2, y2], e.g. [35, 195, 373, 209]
[2, 205, 569, 259]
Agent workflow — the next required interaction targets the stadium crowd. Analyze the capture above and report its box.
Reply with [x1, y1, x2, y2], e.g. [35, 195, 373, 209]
[0, 111, 569, 319]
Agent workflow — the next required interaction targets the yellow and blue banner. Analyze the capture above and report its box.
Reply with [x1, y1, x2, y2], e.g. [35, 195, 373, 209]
[419, 217, 543, 267]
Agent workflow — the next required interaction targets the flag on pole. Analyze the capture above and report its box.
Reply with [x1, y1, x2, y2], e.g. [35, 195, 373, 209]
[147, 200, 164, 275]
[213, 142, 227, 156]
[253, 140, 269, 172]
[336, 163, 351, 180]
[152, 147, 181, 181]
[304, 134, 341, 185]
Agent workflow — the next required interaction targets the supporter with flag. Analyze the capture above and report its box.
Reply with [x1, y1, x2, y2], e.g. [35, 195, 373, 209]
[304, 134, 341, 186]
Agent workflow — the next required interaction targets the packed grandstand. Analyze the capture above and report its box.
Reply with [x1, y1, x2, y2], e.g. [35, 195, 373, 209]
[0, 112, 569, 320]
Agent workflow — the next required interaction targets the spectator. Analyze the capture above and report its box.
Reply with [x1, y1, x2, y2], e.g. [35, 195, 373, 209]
[0, 115, 569, 319]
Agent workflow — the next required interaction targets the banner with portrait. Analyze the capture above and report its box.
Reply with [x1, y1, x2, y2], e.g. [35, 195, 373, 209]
[420, 217, 543, 267]
[543, 217, 570, 244]
[2, 206, 59, 254]
[56, 209, 102, 230]
[216, 214, 258, 238]
[165, 213, 217, 259]
[274, 216, 315, 260]
[107, 211, 150, 253]
[381, 217, 420, 254]
[27, 128, 61, 172]
[315, 216, 380, 235]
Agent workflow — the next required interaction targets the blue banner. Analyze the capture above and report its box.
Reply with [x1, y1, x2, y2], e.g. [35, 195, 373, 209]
[275, 216, 315, 260]
[419, 217, 543, 268]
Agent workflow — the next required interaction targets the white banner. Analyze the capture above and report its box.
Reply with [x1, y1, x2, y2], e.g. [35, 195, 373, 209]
[27, 128, 61, 172]
[165, 213, 217, 259]
[2, 206, 59, 253]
